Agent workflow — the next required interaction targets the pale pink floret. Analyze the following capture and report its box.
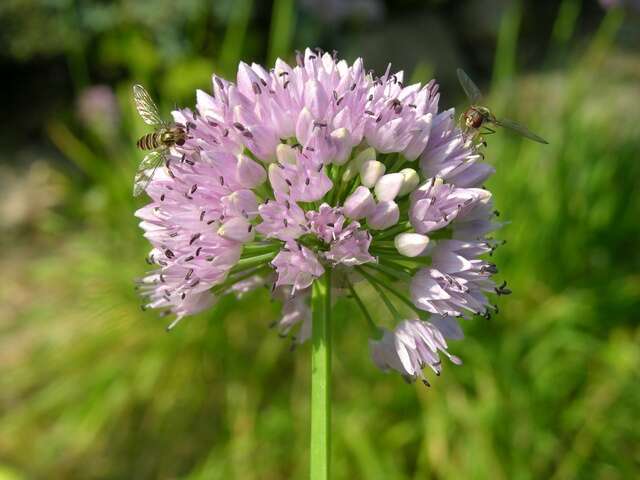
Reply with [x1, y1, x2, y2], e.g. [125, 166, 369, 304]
[410, 240, 497, 318]
[271, 241, 325, 292]
[369, 319, 462, 385]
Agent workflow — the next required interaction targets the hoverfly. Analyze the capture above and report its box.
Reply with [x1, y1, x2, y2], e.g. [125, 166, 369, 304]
[457, 68, 548, 144]
[132, 84, 188, 196]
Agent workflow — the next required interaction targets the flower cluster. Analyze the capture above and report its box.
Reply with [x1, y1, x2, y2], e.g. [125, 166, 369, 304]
[135, 48, 507, 385]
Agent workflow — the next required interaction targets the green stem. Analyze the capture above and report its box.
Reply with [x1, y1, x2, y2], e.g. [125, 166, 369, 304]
[345, 277, 381, 338]
[311, 270, 332, 480]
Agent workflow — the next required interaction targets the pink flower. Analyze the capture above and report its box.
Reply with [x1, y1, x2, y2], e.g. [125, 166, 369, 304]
[369, 319, 462, 385]
[271, 242, 325, 292]
[134, 48, 508, 387]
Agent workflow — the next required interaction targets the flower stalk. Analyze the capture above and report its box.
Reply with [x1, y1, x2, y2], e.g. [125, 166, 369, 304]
[310, 269, 332, 480]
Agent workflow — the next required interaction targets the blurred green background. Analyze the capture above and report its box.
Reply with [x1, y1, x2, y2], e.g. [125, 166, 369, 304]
[1, 0, 639, 478]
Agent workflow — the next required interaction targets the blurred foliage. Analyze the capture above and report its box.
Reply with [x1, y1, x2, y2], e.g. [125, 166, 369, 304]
[1, 0, 640, 479]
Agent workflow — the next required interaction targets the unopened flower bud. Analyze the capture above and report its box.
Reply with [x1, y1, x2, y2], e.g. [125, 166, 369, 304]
[394, 233, 430, 257]
[343, 186, 375, 219]
[276, 143, 298, 165]
[330, 128, 352, 165]
[367, 201, 400, 230]
[217, 217, 255, 243]
[236, 154, 266, 188]
[360, 160, 386, 188]
[374, 173, 404, 201]
[398, 168, 420, 196]
[342, 147, 376, 182]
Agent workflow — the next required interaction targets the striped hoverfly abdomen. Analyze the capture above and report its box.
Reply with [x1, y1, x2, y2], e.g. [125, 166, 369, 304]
[131, 84, 190, 197]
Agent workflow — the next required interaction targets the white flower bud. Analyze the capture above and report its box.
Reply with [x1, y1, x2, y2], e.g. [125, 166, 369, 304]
[394, 233, 430, 257]
[367, 201, 400, 230]
[342, 147, 376, 182]
[217, 217, 255, 243]
[236, 154, 266, 188]
[343, 186, 375, 219]
[330, 128, 352, 165]
[360, 160, 386, 188]
[276, 143, 298, 165]
[398, 168, 420, 196]
[374, 173, 404, 201]
[352, 147, 376, 168]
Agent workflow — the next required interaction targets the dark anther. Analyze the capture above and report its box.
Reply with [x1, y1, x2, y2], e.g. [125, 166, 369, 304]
[199, 211, 206, 221]
[242, 131, 254, 139]
[284, 80, 290, 89]
[185, 158, 195, 165]
[185, 255, 195, 262]
[313, 121, 327, 129]
[190, 279, 200, 288]
[336, 96, 344, 106]
[219, 175, 225, 186]
[185, 269, 194, 280]
[495, 281, 512, 296]
[248, 225, 253, 233]
[252, 82, 261, 94]
[165, 249, 175, 258]
[285, 200, 291, 209]
[285, 179, 292, 186]
[181, 292, 186, 300]
[206, 256, 215, 262]
[350, 83, 356, 91]
[195, 247, 203, 256]
[215, 77, 224, 89]
[278, 71, 289, 77]
[207, 219, 216, 225]
[408, 103, 417, 109]
[376, 114, 382, 123]
[190, 184, 198, 194]
[233, 122, 245, 131]
[170, 232, 178, 238]
[189, 233, 201, 245]
[305, 177, 310, 186]
[283, 218, 289, 227]
[333, 91, 338, 101]
[368, 94, 373, 101]
[160, 194, 165, 201]
[365, 110, 375, 116]
[223, 128, 229, 137]
[305, 146, 315, 152]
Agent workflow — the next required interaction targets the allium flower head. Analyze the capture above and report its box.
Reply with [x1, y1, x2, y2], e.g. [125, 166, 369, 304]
[135, 48, 508, 385]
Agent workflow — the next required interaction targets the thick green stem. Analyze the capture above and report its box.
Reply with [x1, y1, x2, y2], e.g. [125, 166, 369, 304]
[310, 270, 332, 480]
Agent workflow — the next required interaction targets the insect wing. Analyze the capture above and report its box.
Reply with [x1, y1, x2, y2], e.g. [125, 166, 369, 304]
[133, 84, 164, 126]
[133, 150, 166, 197]
[494, 117, 549, 144]
[456, 68, 483, 104]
